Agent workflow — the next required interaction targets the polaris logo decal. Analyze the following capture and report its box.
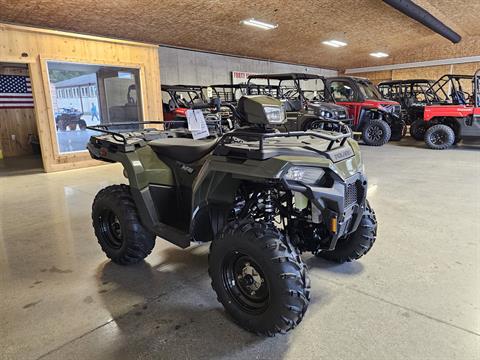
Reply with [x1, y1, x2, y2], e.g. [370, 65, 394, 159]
[329, 147, 354, 162]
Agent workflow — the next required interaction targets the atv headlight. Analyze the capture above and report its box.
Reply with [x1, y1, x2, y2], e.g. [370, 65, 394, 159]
[264, 105, 285, 124]
[285, 167, 325, 185]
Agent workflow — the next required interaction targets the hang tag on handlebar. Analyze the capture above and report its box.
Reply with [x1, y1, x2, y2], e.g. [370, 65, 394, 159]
[186, 109, 209, 139]
[186, 109, 205, 131]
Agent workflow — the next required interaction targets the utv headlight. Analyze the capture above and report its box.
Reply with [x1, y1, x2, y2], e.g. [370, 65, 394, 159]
[320, 110, 333, 118]
[264, 105, 285, 124]
[285, 166, 325, 185]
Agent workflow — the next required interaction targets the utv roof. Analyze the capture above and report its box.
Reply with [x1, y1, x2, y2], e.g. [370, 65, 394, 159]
[327, 76, 370, 81]
[378, 79, 433, 85]
[440, 74, 473, 79]
[209, 84, 247, 88]
[247, 73, 324, 81]
[161, 85, 205, 91]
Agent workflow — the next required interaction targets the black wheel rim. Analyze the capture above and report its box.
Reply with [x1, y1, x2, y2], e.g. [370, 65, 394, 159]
[222, 252, 269, 314]
[366, 125, 384, 141]
[99, 209, 123, 249]
[430, 130, 447, 145]
[308, 120, 323, 130]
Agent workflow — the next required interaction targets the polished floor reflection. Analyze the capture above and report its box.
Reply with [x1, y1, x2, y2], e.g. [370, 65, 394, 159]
[0, 138, 479, 360]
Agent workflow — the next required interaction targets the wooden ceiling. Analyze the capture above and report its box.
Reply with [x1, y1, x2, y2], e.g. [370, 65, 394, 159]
[0, 0, 479, 70]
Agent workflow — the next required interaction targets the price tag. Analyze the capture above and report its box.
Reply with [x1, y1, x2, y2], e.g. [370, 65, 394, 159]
[186, 109, 209, 139]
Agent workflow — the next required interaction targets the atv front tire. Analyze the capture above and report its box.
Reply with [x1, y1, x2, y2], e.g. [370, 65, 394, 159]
[92, 184, 155, 265]
[409, 120, 426, 141]
[362, 119, 391, 146]
[424, 124, 455, 150]
[317, 201, 377, 263]
[209, 220, 310, 336]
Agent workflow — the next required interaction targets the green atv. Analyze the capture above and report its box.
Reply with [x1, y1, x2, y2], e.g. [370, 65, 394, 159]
[87, 95, 378, 336]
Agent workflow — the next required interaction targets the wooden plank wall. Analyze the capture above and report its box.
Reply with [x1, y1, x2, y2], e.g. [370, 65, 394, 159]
[0, 108, 37, 157]
[0, 23, 162, 172]
[349, 62, 480, 85]
[0, 65, 38, 157]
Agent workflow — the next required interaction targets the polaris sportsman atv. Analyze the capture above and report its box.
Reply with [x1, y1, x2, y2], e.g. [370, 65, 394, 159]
[87, 95, 378, 336]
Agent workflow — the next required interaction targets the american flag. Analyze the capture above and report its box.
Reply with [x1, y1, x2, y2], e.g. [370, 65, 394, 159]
[0, 75, 34, 109]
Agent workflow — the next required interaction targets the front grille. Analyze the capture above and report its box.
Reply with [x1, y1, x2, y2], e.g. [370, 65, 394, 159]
[337, 110, 347, 119]
[345, 180, 364, 207]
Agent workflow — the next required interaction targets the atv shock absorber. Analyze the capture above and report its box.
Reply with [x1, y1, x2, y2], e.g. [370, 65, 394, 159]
[263, 189, 275, 223]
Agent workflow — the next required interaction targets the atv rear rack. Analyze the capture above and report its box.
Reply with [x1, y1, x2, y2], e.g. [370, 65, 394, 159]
[86, 120, 222, 145]
[220, 127, 351, 151]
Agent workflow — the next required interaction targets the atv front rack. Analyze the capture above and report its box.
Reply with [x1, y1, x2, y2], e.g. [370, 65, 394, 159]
[214, 126, 353, 161]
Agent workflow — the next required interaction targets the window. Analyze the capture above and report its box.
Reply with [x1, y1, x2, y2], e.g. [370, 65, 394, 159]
[357, 81, 382, 100]
[329, 81, 355, 102]
[47, 61, 142, 154]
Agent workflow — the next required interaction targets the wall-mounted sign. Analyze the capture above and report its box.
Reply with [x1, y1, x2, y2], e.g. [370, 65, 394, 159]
[231, 71, 257, 85]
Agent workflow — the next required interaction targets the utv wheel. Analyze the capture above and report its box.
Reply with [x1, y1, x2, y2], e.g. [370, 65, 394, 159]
[317, 201, 377, 263]
[302, 118, 323, 131]
[424, 124, 455, 150]
[209, 220, 310, 336]
[409, 120, 426, 141]
[92, 184, 155, 265]
[362, 119, 391, 146]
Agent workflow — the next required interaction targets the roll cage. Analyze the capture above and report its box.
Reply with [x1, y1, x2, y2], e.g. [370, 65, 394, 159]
[475, 69, 480, 108]
[246, 73, 335, 104]
[426, 74, 474, 105]
[378, 79, 438, 104]
[209, 84, 248, 103]
[161, 85, 207, 109]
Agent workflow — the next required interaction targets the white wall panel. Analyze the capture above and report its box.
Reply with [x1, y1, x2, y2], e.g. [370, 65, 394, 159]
[159, 46, 337, 85]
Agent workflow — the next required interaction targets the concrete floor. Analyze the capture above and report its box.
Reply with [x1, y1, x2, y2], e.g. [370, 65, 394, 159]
[0, 138, 479, 360]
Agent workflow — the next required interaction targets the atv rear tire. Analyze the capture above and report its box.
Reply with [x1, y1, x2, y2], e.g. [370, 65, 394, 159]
[362, 119, 391, 146]
[409, 120, 426, 141]
[92, 184, 155, 265]
[424, 124, 455, 150]
[317, 201, 377, 263]
[209, 220, 310, 336]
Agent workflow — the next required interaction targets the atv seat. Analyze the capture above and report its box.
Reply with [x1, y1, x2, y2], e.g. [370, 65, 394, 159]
[149, 137, 219, 163]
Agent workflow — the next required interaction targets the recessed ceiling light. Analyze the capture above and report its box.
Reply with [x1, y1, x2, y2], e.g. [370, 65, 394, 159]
[241, 18, 278, 30]
[370, 52, 389, 58]
[322, 40, 347, 48]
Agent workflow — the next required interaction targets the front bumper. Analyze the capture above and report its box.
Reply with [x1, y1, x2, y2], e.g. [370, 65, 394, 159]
[284, 172, 367, 250]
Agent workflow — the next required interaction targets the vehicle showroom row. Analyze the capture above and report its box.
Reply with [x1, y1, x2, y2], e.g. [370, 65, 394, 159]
[161, 71, 480, 150]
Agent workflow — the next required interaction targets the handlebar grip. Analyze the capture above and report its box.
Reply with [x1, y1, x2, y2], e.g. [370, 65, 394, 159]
[190, 97, 222, 111]
[190, 104, 213, 110]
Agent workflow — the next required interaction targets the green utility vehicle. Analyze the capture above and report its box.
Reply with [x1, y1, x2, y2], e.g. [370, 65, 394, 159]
[87, 95, 377, 336]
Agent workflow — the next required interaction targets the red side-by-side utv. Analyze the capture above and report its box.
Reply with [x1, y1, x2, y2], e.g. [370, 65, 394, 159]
[411, 71, 480, 149]
[325, 76, 406, 146]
